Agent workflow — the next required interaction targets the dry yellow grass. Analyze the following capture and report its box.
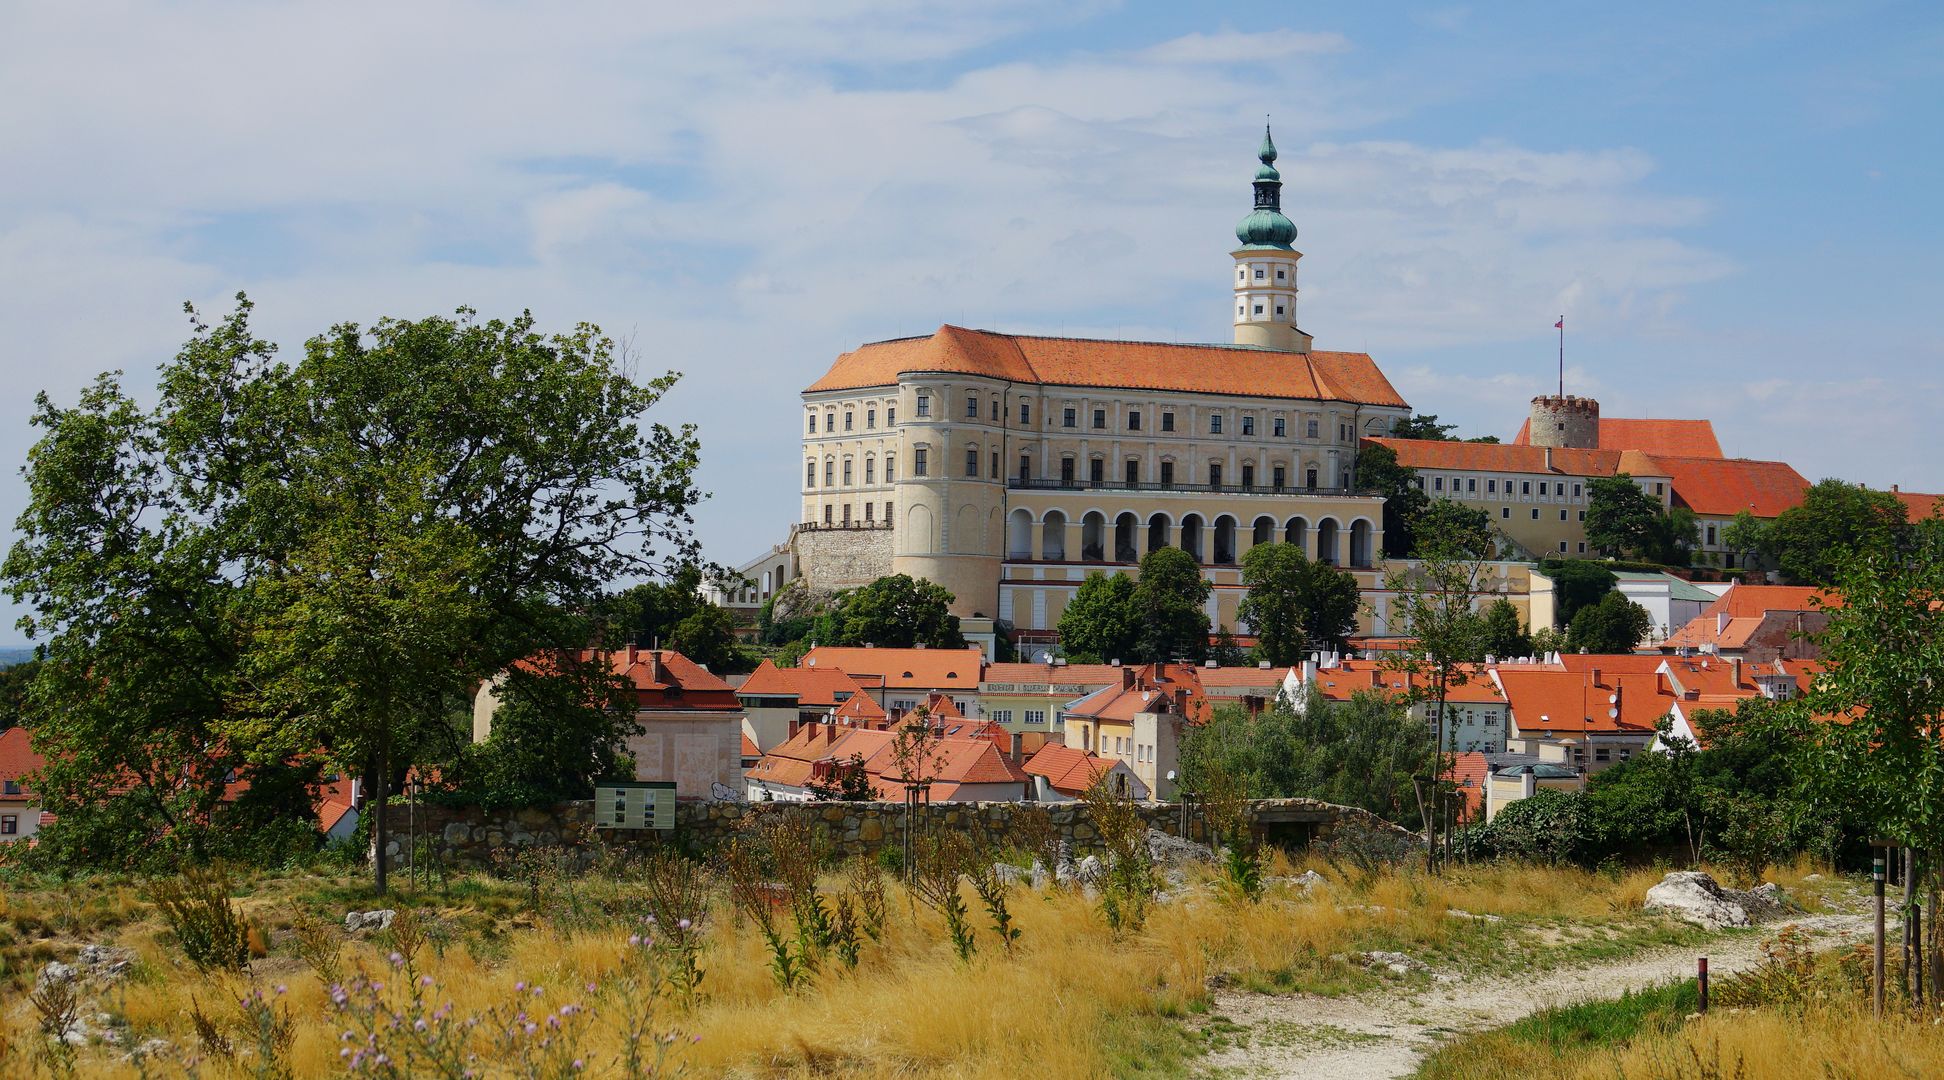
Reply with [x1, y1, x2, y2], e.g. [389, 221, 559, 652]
[0, 855, 1806, 1079]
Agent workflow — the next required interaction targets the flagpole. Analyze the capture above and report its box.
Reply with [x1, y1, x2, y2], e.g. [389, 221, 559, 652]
[1557, 316, 1564, 397]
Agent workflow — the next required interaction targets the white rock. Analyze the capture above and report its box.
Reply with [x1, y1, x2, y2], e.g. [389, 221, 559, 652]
[1644, 871, 1750, 930]
[344, 909, 397, 932]
[36, 960, 77, 991]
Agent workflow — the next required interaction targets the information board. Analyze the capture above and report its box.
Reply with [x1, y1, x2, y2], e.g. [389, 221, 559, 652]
[592, 780, 677, 830]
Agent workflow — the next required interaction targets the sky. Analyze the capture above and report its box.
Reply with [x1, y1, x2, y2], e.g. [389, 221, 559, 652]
[2, 1, 1940, 640]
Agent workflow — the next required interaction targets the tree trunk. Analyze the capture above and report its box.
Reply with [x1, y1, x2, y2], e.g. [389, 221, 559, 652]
[1906, 847, 1919, 1005]
[1431, 678, 1449, 874]
[372, 744, 390, 896]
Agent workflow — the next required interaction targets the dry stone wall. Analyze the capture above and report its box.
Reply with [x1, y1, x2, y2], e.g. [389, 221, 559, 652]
[380, 797, 1403, 870]
[792, 525, 893, 593]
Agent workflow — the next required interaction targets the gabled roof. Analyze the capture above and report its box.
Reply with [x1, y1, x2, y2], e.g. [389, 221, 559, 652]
[1552, 653, 1669, 675]
[1660, 585, 1836, 652]
[1645, 455, 1810, 518]
[1891, 488, 1944, 521]
[0, 727, 46, 801]
[805, 325, 1409, 408]
[801, 646, 984, 691]
[736, 660, 872, 707]
[746, 722, 1028, 801]
[980, 663, 1124, 687]
[832, 692, 888, 725]
[517, 646, 742, 711]
[1447, 751, 1490, 821]
[1512, 417, 1725, 459]
[1305, 660, 1505, 704]
[1493, 668, 1674, 736]
[1196, 666, 1296, 690]
[1064, 663, 1213, 724]
[918, 692, 963, 719]
[1021, 744, 1117, 797]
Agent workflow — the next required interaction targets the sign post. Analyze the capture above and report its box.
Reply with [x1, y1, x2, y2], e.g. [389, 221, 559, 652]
[593, 780, 678, 832]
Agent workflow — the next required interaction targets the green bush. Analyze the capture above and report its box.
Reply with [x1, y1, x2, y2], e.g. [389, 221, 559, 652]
[150, 865, 251, 972]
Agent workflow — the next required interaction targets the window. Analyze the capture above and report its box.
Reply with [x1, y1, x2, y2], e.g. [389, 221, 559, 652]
[916, 394, 930, 417]
[1706, 524, 1718, 545]
[1019, 401, 1031, 424]
[991, 398, 1000, 421]
[1208, 463, 1222, 487]
[1254, 268, 1265, 279]
[1340, 423, 1349, 440]
[1521, 481, 1532, 495]
[1019, 454, 1031, 481]
[1306, 419, 1319, 439]
[1025, 710, 1046, 725]
[0, 815, 15, 836]
[1061, 458, 1076, 485]
[1090, 458, 1105, 485]
[1160, 461, 1175, 486]
[1273, 466, 1286, 488]
[1092, 408, 1106, 430]
[1467, 478, 1477, 493]
[965, 448, 978, 477]
[1242, 416, 1255, 436]
[914, 449, 928, 477]
[1305, 467, 1318, 489]
[990, 451, 999, 479]
[886, 406, 896, 426]
[823, 505, 832, 524]
[1487, 479, 1497, 494]
[1539, 481, 1549, 496]
[1273, 417, 1286, 437]
[864, 502, 873, 521]
[1559, 540, 1568, 552]
[844, 411, 853, 431]
[1502, 507, 1511, 519]
[1655, 482, 1665, 496]
[1573, 482, 1583, 498]
[1276, 268, 1286, 280]
[1128, 410, 1141, 431]
[842, 503, 851, 524]
[1531, 508, 1540, 520]
[964, 394, 978, 418]
[1578, 542, 1587, 553]
[842, 460, 853, 485]
[1253, 304, 1264, 315]
[807, 414, 817, 433]
[885, 457, 895, 482]
[1125, 459, 1139, 485]
[1161, 411, 1176, 432]
[885, 500, 894, 518]
[866, 408, 876, 429]
[1433, 477, 1444, 491]
[1209, 415, 1223, 434]
[989, 710, 1012, 725]
[1578, 510, 1586, 521]
[1241, 464, 1255, 488]
[865, 458, 875, 484]
[824, 460, 834, 486]
[806, 461, 816, 487]
[1062, 407, 1077, 428]
[1275, 305, 1285, 316]
[1595, 747, 1611, 763]
[1559, 509, 1568, 521]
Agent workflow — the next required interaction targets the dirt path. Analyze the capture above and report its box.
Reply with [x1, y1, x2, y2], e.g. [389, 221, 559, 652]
[1196, 912, 1876, 1080]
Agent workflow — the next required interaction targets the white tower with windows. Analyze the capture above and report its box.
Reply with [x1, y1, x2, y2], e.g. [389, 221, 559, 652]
[1231, 127, 1313, 354]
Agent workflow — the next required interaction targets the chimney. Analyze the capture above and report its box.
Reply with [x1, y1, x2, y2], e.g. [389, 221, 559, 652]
[1009, 733, 1023, 763]
[1731, 657, 1744, 687]
[1590, 667, 1601, 685]
[1300, 658, 1318, 685]
[1717, 611, 1729, 636]
[1122, 666, 1137, 690]
[1544, 447, 1554, 472]
[1173, 687, 1190, 715]
[625, 642, 639, 666]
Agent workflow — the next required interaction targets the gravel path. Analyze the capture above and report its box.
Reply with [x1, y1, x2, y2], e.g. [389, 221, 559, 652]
[1196, 911, 1876, 1080]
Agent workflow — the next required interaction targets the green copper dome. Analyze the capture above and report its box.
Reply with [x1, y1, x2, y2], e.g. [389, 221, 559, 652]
[1235, 124, 1296, 250]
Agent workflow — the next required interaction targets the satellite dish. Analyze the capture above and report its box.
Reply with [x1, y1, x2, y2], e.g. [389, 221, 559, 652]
[1608, 694, 1619, 705]
[1036, 650, 1054, 664]
[1608, 708, 1619, 719]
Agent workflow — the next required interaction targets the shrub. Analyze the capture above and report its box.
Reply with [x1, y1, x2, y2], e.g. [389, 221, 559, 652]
[150, 864, 252, 972]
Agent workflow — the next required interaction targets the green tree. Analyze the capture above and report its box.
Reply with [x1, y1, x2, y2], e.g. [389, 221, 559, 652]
[1645, 505, 1701, 566]
[1585, 474, 1664, 557]
[1412, 498, 1493, 559]
[1566, 590, 1653, 653]
[0, 658, 36, 732]
[665, 604, 752, 674]
[3, 298, 704, 889]
[596, 565, 751, 672]
[1210, 628, 1248, 667]
[1480, 598, 1532, 659]
[1389, 414, 1459, 440]
[1356, 442, 1427, 558]
[1130, 547, 1212, 663]
[1545, 560, 1618, 628]
[1057, 573, 1141, 664]
[459, 655, 636, 808]
[1759, 479, 1910, 585]
[816, 574, 964, 649]
[1237, 543, 1360, 665]
[1720, 509, 1768, 568]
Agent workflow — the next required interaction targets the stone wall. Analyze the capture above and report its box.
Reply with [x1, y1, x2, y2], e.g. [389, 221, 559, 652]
[792, 524, 894, 593]
[379, 797, 1406, 871]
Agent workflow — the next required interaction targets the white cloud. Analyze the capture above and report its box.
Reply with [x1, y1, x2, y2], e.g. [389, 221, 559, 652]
[1140, 29, 1352, 64]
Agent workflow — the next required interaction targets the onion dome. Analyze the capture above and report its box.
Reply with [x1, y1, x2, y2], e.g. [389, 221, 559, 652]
[1235, 124, 1297, 250]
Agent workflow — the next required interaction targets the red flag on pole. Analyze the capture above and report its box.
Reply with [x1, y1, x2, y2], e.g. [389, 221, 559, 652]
[1555, 317, 1564, 329]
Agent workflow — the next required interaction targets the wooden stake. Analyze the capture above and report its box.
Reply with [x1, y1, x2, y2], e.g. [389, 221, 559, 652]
[1876, 853, 1887, 1019]
[1697, 956, 1709, 1014]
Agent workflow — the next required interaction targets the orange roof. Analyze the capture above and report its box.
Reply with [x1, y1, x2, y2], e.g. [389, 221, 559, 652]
[917, 692, 963, 719]
[1551, 653, 1670, 675]
[1196, 666, 1295, 690]
[1021, 744, 1117, 797]
[746, 722, 1028, 800]
[1064, 664, 1213, 724]
[1447, 751, 1490, 821]
[804, 325, 1408, 407]
[1493, 668, 1674, 736]
[832, 692, 888, 725]
[1645, 455, 1810, 518]
[1892, 489, 1944, 520]
[737, 660, 873, 707]
[801, 646, 984, 691]
[1307, 660, 1504, 703]
[1365, 437, 1629, 477]
[740, 734, 761, 760]
[517, 647, 742, 711]
[1513, 416, 1724, 458]
[980, 663, 1124, 687]
[1661, 585, 1836, 652]
[0, 727, 46, 802]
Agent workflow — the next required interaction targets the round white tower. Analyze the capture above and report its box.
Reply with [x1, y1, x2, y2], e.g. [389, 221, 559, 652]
[1231, 126, 1312, 354]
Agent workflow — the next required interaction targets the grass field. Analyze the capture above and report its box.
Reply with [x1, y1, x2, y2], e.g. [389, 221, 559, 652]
[0, 850, 1848, 1079]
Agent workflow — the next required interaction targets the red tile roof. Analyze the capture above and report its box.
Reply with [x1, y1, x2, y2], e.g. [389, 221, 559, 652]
[1551, 653, 1671, 675]
[980, 663, 1124, 687]
[736, 660, 873, 707]
[1307, 660, 1505, 704]
[1196, 666, 1296, 690]
[1661, 585, 1837, 652]
[746, 722, 1028, 801]
[1366, 437, 1626, 476]
[1021, 744, 1116, 798]
[805, 325, 1409, 407]
[832, 693, 888, 725]
[1892, 489, 1944, 520]
[801, 646, 984, 691]
[518, 647, 742, 711]
[1512, 417, 1724, 458]
[0, 727, 46, 802]
[1064, 664, 1213, 724]
[1494, 667, 1675, 736]
[1644, 455, 1810, 518]
[1447, 751, 1490, 822]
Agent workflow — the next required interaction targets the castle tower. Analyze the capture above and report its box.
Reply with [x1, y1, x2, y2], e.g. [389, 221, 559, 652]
[1527, 395, 1601, 449]
[1231, 126, 1312, 353]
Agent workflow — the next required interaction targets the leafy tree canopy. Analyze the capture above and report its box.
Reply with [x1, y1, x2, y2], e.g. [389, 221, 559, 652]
[595, 565, 752, 673]
[1544, 560, 1618, 627]
[1566, 590, 1653, 653]
[1413, 498, 1494, 560]
[1480, 598, 1533, 659]
[1758, 479, 1911, 585]
[1130, 546, 1212, 664]
[1057, 572, 1141, 664]
[814, 574, 964, 650]
[1356, 443, 1426, 558]
[1387, 414, 1500, 443]
[1237, 542, 1360, 666]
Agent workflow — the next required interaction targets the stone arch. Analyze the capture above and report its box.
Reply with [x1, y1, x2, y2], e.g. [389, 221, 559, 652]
[986, 507, 1002, 554]
[1181, 514, 1205, 563]
[1252, 515, 1276, 547]
[1041, 510, 1067, 561]
[1213, 514, 1238, 565]
[1008, 508, 1034, 560]
[1316, 517, 1341, 565]
[1146, 512, 1172, 555]
[1349, 518, 1374, 568]
[954, 503, 981, 553]
[906, 503, 936, 552]
[1284, 516, 1309, 551]
[1081, 511, 1107, 562]
[1115, 512, 1139, 563]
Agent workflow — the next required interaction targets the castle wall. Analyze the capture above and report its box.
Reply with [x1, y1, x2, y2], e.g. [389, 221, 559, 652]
[1527, 395, 1600, 450]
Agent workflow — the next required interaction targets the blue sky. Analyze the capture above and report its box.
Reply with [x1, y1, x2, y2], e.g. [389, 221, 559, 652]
[2, 2, 1940, 641]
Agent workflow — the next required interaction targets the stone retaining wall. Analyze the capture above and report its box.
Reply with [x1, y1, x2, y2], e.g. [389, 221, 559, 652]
[379, 797, 1407, 870]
